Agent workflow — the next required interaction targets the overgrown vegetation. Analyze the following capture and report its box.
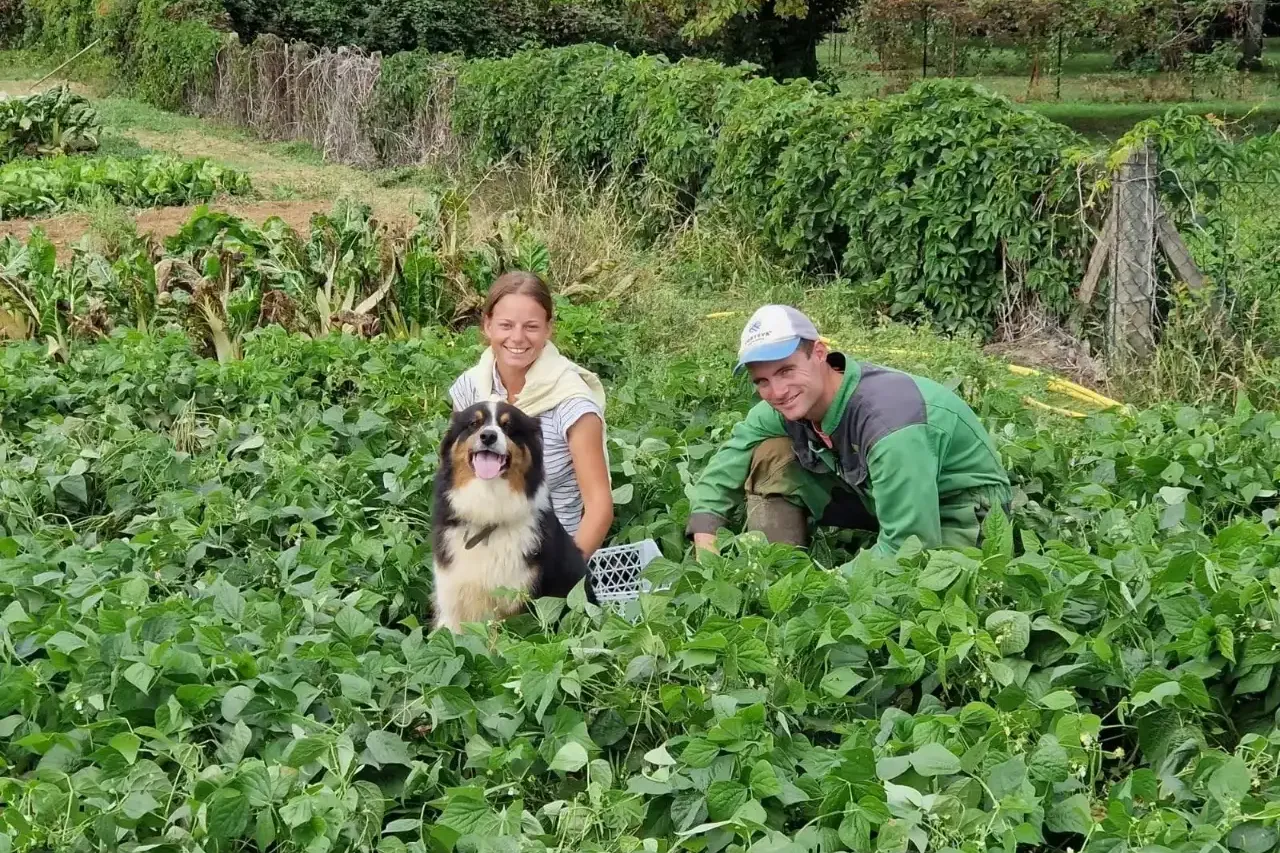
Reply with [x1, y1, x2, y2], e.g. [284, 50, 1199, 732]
[0, 154, 252, 218]
[221, 0, 684, 62]
[14, 0, 225, 110]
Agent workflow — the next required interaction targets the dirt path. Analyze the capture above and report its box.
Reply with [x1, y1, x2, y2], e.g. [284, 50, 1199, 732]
[124, 127, 434, 215]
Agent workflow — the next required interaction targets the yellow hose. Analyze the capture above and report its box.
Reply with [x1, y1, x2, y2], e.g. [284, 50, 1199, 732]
[832, 343, 1124, 411]
[1023, 397, 1087, 419]
[1005, 364, 1123, 410]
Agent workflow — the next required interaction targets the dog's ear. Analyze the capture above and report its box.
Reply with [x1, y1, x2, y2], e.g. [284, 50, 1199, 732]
[440, 408, 466, 460]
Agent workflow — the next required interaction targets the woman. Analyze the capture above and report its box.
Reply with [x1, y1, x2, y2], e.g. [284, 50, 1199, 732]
[448, 271, 614, 560]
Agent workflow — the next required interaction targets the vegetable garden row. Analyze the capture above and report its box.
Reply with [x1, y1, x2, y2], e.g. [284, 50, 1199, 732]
[0, 87, 251, 220]
[1, 183, 1280, 851]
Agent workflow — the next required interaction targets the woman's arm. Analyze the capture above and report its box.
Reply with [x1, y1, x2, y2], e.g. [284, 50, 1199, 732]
[565, 412, 614, 559]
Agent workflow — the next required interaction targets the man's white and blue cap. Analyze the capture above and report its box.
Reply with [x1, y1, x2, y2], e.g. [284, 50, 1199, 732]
[735, 304, 821, 375]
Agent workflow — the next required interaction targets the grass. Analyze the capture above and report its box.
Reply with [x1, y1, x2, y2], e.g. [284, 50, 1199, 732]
[1028, 100, 1280, 140]
[0, 47, 118, 95]
[820, 35, 1280, 138]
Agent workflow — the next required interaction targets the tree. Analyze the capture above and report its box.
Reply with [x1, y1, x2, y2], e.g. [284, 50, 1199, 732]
[1239, 0, 1265, 69]
[634, 0, 856, 80]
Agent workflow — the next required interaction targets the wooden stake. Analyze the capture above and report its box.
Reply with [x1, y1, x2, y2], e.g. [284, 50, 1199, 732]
[1077, 210, 1115, 305]
[1155, 205, 1206, 290]
[24, 39, 103, 94]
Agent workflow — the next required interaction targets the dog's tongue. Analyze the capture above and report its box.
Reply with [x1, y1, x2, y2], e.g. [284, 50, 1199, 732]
[472, 451, 505, 480]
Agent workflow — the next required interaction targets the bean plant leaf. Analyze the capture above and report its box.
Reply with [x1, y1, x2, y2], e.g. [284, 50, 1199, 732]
[221, 685, 254, 722]
[917, 552, 974, 591]
[438, 788, 501, 837]
[550, 741, 589, 772]
[1209, 756, 1252, 806]
[750, 760, 783, 799]
[706, 781, 749, 821]
[1029, 735, 1070, 782]
[208, 789, 250, 839]
[46, 631, 86, 654]
[109, 732, 140, 765]
[1046, 793, 1093, 835]
[1040, 690, 1076, 710]
[985, 610, 1031, 655]
[981, 503, 1014, 558]
[821, 667, 865, 697]
[284, 736, 328, 768]
[682, 739, 719, 768]
[366, 731, 414, 767]
[908, 742, 961, 777]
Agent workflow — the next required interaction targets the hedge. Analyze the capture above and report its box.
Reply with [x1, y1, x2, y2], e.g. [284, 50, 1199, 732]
[450, 44, 1102, 335]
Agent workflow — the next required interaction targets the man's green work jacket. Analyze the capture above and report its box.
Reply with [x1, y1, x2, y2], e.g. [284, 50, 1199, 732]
[686, 353, 1012, 556]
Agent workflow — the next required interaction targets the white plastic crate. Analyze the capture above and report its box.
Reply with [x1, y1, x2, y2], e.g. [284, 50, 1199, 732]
[588, 539, 663, 604]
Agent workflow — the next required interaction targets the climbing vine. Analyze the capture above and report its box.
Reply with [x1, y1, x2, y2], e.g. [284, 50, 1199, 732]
[451, 44, 1102, 334]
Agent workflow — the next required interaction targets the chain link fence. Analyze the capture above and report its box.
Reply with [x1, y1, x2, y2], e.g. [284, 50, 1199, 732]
[1083, 128, 1280, 368]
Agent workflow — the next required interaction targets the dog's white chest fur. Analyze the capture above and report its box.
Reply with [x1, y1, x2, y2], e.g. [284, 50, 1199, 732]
[432, 478, 548, 632]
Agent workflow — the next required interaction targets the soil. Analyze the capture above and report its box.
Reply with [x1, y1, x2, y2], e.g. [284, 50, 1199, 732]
[124, 128, 438, 218]
[0, 200, 417, 258]
[984, 330, 1110, 392]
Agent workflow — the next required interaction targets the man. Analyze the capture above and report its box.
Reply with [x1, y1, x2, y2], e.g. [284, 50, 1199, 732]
[687, 305, 1012, 558]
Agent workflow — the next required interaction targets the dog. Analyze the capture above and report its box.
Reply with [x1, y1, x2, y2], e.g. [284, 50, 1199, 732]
[430, 400, 595, 633]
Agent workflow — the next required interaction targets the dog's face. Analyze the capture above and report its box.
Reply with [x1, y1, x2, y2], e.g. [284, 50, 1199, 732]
[441, 401, 542, 497]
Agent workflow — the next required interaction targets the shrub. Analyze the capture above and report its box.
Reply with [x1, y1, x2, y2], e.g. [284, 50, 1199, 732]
[19, 0, 225, 111]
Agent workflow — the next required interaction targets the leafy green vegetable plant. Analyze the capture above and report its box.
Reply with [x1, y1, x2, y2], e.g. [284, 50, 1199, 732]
[0, 86, 101, 162]
[0, 154, 253, 219]
[0, 180, 1277, 853]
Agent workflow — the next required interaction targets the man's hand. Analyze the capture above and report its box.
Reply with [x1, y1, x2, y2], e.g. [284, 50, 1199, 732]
[693, 532, 719, 559]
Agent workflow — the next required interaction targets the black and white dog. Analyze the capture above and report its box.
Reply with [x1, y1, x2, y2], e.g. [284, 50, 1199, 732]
[430, 400, 594, 633]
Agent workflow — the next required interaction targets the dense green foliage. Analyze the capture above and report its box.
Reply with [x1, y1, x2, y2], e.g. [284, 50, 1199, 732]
[362, 50, 464, 165]
[0, 86, 100, 162]
[634, 0, 852, 79]
[15, 0, 225, 111]
[3, 202, 1280, 850]
[220, 0, 682, 62]
[0, 154, 251, 218]
[452, 44, 1099, 335]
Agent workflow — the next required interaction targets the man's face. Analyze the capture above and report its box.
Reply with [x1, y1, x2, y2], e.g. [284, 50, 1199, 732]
[746, 343, 827, 422]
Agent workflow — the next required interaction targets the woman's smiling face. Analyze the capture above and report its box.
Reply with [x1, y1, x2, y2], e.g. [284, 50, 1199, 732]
[482, 293, 551, 373]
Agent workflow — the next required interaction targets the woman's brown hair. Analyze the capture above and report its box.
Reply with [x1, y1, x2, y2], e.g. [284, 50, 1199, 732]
[483, 271, 554, 322]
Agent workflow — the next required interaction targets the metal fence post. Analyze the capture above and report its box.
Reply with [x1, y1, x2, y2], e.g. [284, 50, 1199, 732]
[1109, 141, 1159, 364]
